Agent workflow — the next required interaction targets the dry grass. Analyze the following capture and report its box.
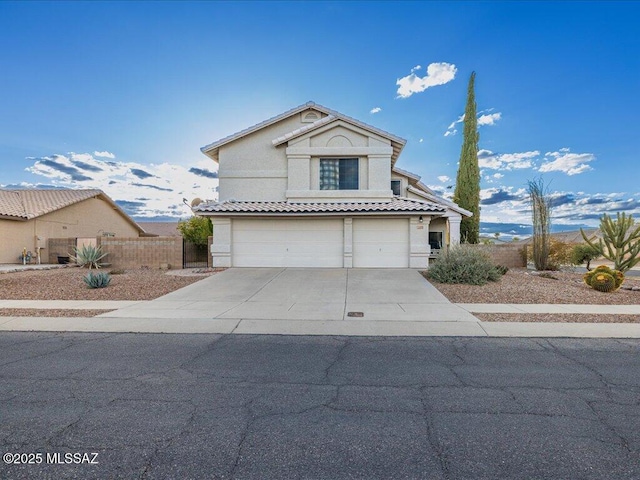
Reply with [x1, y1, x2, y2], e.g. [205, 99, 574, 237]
[0, 267, 215, 301]
[430, 268, 640, 305]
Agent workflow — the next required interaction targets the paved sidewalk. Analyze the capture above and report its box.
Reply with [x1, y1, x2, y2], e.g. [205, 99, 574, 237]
[0, 307, 639, 337]
[2, 299, 638, 315]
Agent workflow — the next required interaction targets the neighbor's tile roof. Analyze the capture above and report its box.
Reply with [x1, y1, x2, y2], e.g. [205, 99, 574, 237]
[0, 189, 145, 233]
[0, 189, 105, 220]
[194, 197, 446, 215]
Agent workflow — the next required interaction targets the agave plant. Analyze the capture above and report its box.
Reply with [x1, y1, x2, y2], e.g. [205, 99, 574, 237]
[83, 271, 111, 289]
[70, 244, 108, 269]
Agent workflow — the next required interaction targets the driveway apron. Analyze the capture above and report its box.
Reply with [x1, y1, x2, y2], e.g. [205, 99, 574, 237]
[100, 268, 479, 325]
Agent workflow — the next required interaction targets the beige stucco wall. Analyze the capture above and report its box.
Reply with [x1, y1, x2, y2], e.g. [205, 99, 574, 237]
[217, 109, 327, 202]
[216, 112, 396, 203]
[0, 197, 140, 264]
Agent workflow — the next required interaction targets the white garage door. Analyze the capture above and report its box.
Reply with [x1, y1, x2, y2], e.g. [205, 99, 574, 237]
[353, 218, 409, 268]
[233, 219, 343, 267]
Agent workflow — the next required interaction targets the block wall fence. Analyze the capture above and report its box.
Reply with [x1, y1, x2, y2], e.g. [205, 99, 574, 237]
[47, 236, 183, 269]
[467, 244, 527, 268]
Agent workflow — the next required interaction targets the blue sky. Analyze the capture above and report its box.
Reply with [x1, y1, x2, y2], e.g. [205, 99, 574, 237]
[1, 1, 638, 236]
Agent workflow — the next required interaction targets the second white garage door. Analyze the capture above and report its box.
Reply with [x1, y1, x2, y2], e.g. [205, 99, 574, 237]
[233, 219, 343, 267]
[353, 218, 409, 268]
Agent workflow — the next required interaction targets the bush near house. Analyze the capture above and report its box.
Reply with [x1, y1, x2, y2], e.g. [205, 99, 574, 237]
[178, 216, 213, 245]
[427, 244, 501, 285]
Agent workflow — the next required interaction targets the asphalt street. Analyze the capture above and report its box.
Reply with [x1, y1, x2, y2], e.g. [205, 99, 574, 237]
[1, 333, 638, 479]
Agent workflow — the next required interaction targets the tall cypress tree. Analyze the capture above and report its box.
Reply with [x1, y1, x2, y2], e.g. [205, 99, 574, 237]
[453, 71, 480, 244]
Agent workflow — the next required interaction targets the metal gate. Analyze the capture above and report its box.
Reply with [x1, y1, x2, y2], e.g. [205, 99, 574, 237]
[183, 240, 209, 268]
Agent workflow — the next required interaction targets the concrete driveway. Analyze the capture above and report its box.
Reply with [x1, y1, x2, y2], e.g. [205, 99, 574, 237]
[101, 268, 480, 333]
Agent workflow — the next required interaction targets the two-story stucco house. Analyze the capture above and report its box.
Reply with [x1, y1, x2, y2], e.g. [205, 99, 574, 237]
[194, 102, 471, 268]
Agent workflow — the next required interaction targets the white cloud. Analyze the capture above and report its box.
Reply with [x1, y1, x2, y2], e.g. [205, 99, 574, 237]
[437, 175, 451, 183]
[478, 149, 540, 171]
[539, 149, 595, 176]
[370, 107, 382, 114]
[477, 112, 502, 126]
[396, 62, 457, 98]
[493, 173, 504, 179]
[411, 65, 421, 72]
[24, 152, 219, 219]
[444, 110, 501, 136]
[419, 138, 424, 143]
[94, 151, 115, 159]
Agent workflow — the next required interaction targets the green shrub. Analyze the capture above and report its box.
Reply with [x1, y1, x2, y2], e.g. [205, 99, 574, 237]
[495, 265, 509, 275]
[570, 243, 601, 270]
[70, 244, 108, 269]
[427, 245, 501, 285]
[83, 271, 111, 289]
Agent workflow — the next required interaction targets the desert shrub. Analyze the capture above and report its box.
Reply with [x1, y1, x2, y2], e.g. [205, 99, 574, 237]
[83, 271, 111, 289]
[427, 245, 501, 285]
[519, 246, 528, 265]
[70, 245, 108, 269]
[547, 239, 574, 270]
[495, 265, 509, 275]
[570, 243, 601, 270]
[527, 239, 575, 270]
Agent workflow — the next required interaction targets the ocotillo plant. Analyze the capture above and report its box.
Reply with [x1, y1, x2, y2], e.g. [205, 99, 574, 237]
[580, 212, 640, 273]
[527, 178, 552, 271]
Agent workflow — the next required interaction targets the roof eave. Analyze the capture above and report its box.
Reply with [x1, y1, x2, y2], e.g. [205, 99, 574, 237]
[407, 186, 473, 217]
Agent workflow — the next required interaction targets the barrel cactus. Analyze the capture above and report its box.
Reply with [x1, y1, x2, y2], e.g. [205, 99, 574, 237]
[583, 265, 624, 292]
[590, 272, 616, 292]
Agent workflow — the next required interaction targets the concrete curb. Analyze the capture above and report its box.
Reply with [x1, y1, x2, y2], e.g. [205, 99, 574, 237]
[1, 316, 639, 338]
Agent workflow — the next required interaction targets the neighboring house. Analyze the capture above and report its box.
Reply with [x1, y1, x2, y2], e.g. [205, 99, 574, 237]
[194, 101, 471, 268]
[514, 228, 601, 245]
[137, 222, 181, 237]
[0, 189, 146, 264]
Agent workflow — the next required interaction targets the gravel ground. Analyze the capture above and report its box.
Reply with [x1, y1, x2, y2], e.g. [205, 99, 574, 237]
[476, 313, 640, 323]
[429, 268, 640, 305]
[0, 267, 216, 301]
[0, 308, 114, 317]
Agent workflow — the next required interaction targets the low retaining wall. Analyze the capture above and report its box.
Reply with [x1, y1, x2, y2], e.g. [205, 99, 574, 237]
[468, 244, 526, 268]
[99, 237, 183, 270]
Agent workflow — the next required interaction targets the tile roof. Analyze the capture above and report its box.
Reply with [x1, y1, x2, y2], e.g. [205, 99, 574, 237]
[194, 197, 446, 215]
[0, 188, 145, 233]
[0, 189, 105, 220]
[137, 222, 182, 237]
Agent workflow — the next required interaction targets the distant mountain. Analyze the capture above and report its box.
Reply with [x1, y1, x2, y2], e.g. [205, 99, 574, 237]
[480, 222, 594, 240]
